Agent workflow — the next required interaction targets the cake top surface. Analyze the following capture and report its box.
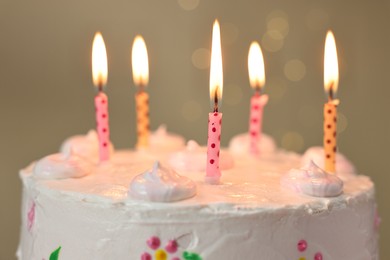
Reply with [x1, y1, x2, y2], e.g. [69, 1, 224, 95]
[20, 148, 374, 212]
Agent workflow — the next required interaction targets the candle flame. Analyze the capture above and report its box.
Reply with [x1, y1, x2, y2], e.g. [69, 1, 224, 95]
[92, 32, 108, 88]
[132, 35, 149, 87]
[324, 30, 339, 96]
[248, 41, 265, 90]
[209, 20, 223, 108]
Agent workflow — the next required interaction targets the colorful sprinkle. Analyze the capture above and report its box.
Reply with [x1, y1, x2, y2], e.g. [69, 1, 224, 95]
[314, 252, 323, 260]
[165, 239, 178, 253]
[155, 249, 167, 260]
[297, 240, 307, 252]
[147, 236, 161, 250]
[141, 252, 152, 260]
[183, 251, 202, 260]
[49, 246, 61, 260]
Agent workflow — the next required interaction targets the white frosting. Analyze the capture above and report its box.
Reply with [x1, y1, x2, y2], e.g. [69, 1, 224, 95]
[228, 133, 277, 155]
[147, 125, 186, 152]
[60, 130, 114, 162]
[129, 161, 196, 202]
[33, 152, 93, 179]
[281, 161, 344, 197]
[168, 140, 234, 171]
[302, 146, 356, 180]
[18, 149, 378, 260]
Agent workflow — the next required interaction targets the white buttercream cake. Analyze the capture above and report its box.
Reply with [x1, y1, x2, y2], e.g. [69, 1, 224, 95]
[17, 130, 379, 260]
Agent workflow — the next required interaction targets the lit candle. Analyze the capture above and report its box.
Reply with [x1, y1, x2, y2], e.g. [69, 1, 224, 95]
[206, 20, 223, 184]
[132, 36, 150, 149]
[247, 41, 268, 155]
[323, 30, 340, 173]
[92, 32, 110, 162]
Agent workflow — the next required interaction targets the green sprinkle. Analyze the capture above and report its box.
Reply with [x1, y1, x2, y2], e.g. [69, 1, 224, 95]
[49, 246, 61, 260]
[183, 251, 202, 260]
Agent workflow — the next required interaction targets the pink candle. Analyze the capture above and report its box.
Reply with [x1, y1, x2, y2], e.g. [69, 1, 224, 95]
[92, 32, 110, 162]
[95, 92, 110, 161]
[249, 93, 268, 154]
[248, 41, 267, 155]
[206, 20, 223, 184]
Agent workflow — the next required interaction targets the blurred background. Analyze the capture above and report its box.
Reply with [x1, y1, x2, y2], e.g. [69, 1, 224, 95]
[0, 0, 389, 259]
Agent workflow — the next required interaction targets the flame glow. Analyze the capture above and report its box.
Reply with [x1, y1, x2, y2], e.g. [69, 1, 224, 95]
[248, 41, 265, 90]
[209, 20, 223, 105]
[324, 30, 339, 95]
[92, 32, 108, 88]
[132, 35, 149, 87]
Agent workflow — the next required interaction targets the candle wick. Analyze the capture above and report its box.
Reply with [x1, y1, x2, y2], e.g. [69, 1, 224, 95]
[255, 87, 261, 96]
[214, 88, 219, 112]
[328, 84, 334, 101]
[98, 82, 103, 92]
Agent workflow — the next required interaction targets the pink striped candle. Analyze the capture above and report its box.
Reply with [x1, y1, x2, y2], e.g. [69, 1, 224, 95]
[92, 32, 110, 162]
[206, 20, 223, 184]
[248, 41, 266, 155]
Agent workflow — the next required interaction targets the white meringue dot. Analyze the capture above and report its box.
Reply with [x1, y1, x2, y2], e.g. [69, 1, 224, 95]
[222, 22, 239, 45]
[281, 132, 304, 152]
[306, 8, 329, 31]
[284, 59, 306, 82]
[181, 100, 202, 122]
[262, 31, 284, 52]
[191, 48, 210, 69]
[224, 84, 243, 106]
[177, 0, 200, 10]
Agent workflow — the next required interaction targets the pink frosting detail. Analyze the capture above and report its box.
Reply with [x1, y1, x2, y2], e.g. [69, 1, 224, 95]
[297, 239, 307, 252]
[27, 201, 35, 232]
[249, 94, 268, 155]
[165, 239, 178, 253]
[95, 92, 110, 161]
[171, 257, 180, 260]
[374, 207, 381, 230]
[147, 236, 161, 250]
[206, 112, 222, 184]
[314, 252, 323, 260]
[141, 252, 152, 260]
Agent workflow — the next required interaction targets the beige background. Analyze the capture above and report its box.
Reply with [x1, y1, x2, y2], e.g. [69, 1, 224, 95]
[0, 0, 389, 259]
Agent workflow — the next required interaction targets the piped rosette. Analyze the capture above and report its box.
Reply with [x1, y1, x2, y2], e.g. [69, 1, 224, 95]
[129, 161, 196, 202]
[168, 140, 234, 172]
[33, 150, 94, 179]
[281, 160, 343, 197]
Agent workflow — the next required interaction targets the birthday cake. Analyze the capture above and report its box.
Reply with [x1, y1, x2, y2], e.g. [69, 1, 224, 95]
[17, 130, 379, 260]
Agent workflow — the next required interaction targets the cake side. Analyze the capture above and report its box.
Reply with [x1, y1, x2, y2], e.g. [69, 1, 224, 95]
[18, 151, 379, 260]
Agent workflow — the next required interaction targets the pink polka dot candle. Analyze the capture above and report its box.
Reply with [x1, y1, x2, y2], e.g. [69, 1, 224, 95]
[92, 32, 110, 162]
[206, 20, 223, 184]
[323, 30, 340, 173]
[132, 35, 150, 149]
[247, 41, 268, 155]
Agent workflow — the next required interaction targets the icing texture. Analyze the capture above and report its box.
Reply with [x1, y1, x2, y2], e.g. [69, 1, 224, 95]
[169, 140, 234, 172]
[281, 161, 343, 197]
[33, 152, 93, 179]
[129, 161, 196, 202]
[229, 133, 276, 155]
[301, 146, 355, 179]
[60, 130, 114, 162]
[148, 125, 185, 152]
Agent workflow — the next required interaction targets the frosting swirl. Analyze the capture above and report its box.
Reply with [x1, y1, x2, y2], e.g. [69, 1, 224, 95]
[228, 133, 276, 155]
[301, 146, 355, 179]
[147, 125, 185, 152]
[281, 160, 343, 197]
[129, 161, 196, 202]
[60, 130, 114, 162]
[169, 140, 234, 171]
[33, 151, 93, 179]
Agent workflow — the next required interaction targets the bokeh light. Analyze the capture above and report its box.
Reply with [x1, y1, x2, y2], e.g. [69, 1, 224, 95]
[177, 0, 200, 11]
[191, 48, 210, 70]
[281, 131, 305, 151]
[284, 59, 306, 82]
[222, 22, 239, 45]
[181, 100, 202, 122]
[262, 31, 284, 52]
[306, 8, 329, 31]
[337, 112, 348, 134]
[265, 77, 287, 102]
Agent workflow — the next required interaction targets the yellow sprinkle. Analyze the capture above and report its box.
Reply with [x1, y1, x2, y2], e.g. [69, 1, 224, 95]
[299, 257, 306, 260]
[155, 249, 167, 260]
